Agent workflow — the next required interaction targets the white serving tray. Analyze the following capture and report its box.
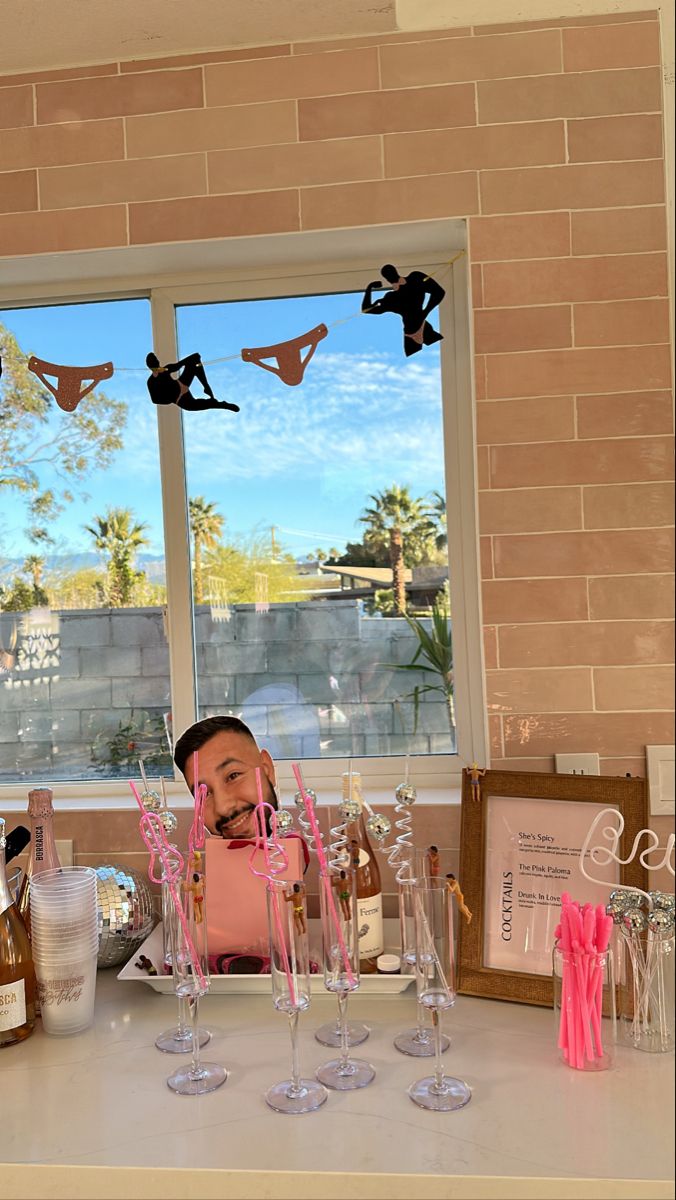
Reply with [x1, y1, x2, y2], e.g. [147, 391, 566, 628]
[117, 921, 414, 995]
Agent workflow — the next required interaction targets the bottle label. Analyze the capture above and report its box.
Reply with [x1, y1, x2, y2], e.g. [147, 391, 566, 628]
[357, 893, 384, 960]
[0, 979, 26, 1031]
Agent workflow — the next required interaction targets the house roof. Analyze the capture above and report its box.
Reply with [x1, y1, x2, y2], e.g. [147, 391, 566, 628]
[318, 564, 412, 586]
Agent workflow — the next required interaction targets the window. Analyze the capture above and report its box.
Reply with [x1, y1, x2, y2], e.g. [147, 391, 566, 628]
[0, 246, 486, 799]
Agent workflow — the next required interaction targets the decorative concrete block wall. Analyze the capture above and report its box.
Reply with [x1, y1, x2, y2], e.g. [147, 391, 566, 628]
[0, 602, 452, 779]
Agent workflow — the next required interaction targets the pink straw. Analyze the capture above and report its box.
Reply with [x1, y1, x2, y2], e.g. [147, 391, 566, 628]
[248, 770, 296, 1005]
[292, 762, 356, 988]
[130, 781, 207, 990]
[185, 750, 207, 890]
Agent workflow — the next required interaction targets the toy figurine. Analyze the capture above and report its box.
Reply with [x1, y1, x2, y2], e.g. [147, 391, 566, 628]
[332, 870, 352, 920]
[446, 873, 472, 924]
[427, 845, 441, 878]
[468, 762, 487, 803]
[285, 882, 307, 934]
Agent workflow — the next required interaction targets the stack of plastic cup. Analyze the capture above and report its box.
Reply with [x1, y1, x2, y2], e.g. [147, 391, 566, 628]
[30, 867, 99, 1036]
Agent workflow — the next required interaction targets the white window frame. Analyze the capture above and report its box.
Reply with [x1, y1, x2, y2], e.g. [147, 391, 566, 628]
[0, 235, 487, 806]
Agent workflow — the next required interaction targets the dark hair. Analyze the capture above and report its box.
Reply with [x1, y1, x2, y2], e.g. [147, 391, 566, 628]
[146, 352, 160, 368]
[381, 263, 399, 283]
[446, 873, 456, 880]
[173, 715, 257, 776]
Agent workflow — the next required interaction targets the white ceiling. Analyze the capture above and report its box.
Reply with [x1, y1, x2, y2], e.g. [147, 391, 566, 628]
[0, 0, 398, 75]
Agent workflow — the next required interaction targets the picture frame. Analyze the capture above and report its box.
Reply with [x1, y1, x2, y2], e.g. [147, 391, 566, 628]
[456, 769, 648, 1007]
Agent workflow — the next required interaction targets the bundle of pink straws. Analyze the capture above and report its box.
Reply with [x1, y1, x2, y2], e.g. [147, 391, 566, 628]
[555, 892, 614, 1070]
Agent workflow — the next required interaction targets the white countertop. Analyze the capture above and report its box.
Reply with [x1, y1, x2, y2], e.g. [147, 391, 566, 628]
[0, 969, 673, 1200]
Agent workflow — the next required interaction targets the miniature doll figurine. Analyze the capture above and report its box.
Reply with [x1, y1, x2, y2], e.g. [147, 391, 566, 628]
[189, 872, 205, 924]
[427, 845, 441, 878]
[446, 873, 472, 924]
[332, 870, 352, 920]
[468, 762, 487, 803]
[285, 882, 307, 935]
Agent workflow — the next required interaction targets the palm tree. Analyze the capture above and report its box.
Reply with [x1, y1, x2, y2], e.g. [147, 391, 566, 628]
[23, 553, 49, 606]
[85, 507, 149, 606]
[430, 490, 447, 551]
[359, 485, 435, 615]
[189, 496, 224, 604]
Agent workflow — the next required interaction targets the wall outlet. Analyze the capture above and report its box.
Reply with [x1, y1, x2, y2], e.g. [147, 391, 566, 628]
[555, 753, 600, 776]
[56, 838, 74, 867]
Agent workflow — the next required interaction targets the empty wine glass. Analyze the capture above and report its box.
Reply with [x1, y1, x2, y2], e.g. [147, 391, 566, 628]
[408, 877, 471, 1112]
[393, 860, 450, 1058]
[316, 868, 375, 1090]
[166, 861, 227, 1096]
[156, 879, 211, 1054]
[265, 878, 328, 1114]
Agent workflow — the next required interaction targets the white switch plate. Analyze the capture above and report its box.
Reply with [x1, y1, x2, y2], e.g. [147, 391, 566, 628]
[56, 838, 73, 867]
[646, 745, 675, 816]
[555, 753, 600, 776]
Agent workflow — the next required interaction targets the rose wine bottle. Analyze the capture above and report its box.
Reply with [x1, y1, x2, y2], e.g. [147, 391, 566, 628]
[342, 771, 384, 974]
[0, 818, 36, 1047]
[17, 787, 61, 939]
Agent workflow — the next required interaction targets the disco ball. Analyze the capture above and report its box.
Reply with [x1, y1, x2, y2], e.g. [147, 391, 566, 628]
[95, 863, 156, 969]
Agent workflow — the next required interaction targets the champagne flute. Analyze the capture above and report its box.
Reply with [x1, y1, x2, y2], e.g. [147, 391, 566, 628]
[265, 878, 328, 1114]
[165, 866, 226, 1096]
[316, 868, 375, 1090]
[393, 858, 450, 1058]
[156, 874, 211, 1053]
[408, 877, 471, 1112]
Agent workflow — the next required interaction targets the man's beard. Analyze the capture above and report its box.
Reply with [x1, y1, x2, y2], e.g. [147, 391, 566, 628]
[214, 775, 278, 838]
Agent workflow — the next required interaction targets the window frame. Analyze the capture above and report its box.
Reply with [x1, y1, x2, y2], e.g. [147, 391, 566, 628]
[0, 248, 487, 804]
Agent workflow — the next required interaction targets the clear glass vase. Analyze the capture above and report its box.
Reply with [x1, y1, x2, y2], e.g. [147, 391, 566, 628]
[617, 928, 675, 1054]
[553, 943, 615, 1071]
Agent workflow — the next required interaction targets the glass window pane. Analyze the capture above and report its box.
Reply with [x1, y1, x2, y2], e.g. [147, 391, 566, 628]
[177, 289, 454, 761]
[0, 300, 172, 781]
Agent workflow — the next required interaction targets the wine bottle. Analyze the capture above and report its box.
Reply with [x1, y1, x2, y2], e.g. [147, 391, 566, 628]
[17, 787, 61, 939]
[342, 771, 384, 974]
[0, 818, 36, 1047]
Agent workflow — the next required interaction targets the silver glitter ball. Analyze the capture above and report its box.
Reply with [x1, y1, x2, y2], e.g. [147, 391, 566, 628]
[366, 812, 392, 841]
[609, 888, 640, 909]
[140, 788, 163, 814]
[654, 892, 676, 912]
[647, 908, 675, 936]
[158, 809, 178, 836]
[623, 907, 648, 934]
[606, 900, 626, 925]
[395, 782, 417, 805]
[294, 787, 316, 809]
[275, 808, 294, 834]
[95, 863, 156, 969]
[339, 798, 361, 822]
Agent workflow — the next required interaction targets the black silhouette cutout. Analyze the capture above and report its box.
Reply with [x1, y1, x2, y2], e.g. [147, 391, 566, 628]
[361, 265, 444, 357]
[28, 357, 114, 412]
[241, 324, 328, 386]
[146, 352, 239, 413]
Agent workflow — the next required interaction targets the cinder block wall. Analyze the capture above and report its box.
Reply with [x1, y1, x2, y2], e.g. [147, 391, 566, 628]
[0, 10, 673, 776]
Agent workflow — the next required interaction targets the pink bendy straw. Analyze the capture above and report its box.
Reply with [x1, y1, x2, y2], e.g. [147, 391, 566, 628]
[292, 762, 356, 988]
[248, 769, 296, 1005]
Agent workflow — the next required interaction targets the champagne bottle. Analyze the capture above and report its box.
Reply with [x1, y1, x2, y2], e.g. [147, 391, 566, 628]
[342, 771, 384, 974]
[0, 818, 36, 1047]
[17, 787, 61, 939]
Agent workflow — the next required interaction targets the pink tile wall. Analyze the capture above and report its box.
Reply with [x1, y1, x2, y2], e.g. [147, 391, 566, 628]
[0, 10, 672, 786]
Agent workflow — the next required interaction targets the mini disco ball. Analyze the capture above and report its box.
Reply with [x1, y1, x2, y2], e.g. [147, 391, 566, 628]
[95, 863, 156, 969]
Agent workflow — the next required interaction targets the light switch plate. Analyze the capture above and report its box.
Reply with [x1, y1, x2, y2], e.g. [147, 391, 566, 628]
[646, 745, 675, 816]
[555, 753, 600, 776]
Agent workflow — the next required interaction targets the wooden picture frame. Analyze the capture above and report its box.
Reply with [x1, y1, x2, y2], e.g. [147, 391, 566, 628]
[456, 769, 648, 1007]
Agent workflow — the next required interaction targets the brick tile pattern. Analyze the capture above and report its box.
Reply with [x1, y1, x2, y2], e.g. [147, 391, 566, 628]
[0, 10, 671, 777]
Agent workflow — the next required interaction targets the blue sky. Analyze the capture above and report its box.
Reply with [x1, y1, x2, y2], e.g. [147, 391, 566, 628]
[1, 290, 445, 562]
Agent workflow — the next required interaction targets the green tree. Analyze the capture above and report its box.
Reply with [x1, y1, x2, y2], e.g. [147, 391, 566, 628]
[430, 490, 447, 552]
[188, 496, 224, 604]
[204, 534, 302, 605]
[359, 485, 436, 616]
[0, 322, 127, 546]
[85, 507, 149, 606]
[390, 590, 455, 735]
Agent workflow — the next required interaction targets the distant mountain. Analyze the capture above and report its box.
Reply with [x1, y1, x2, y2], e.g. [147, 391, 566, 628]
[0, 552, 167, 584]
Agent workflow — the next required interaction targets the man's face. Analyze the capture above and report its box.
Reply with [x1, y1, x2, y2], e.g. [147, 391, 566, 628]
[184, 730, 277, 840]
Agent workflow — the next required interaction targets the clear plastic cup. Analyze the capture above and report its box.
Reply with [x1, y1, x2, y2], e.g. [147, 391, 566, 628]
[33, 953, 98, 1035]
